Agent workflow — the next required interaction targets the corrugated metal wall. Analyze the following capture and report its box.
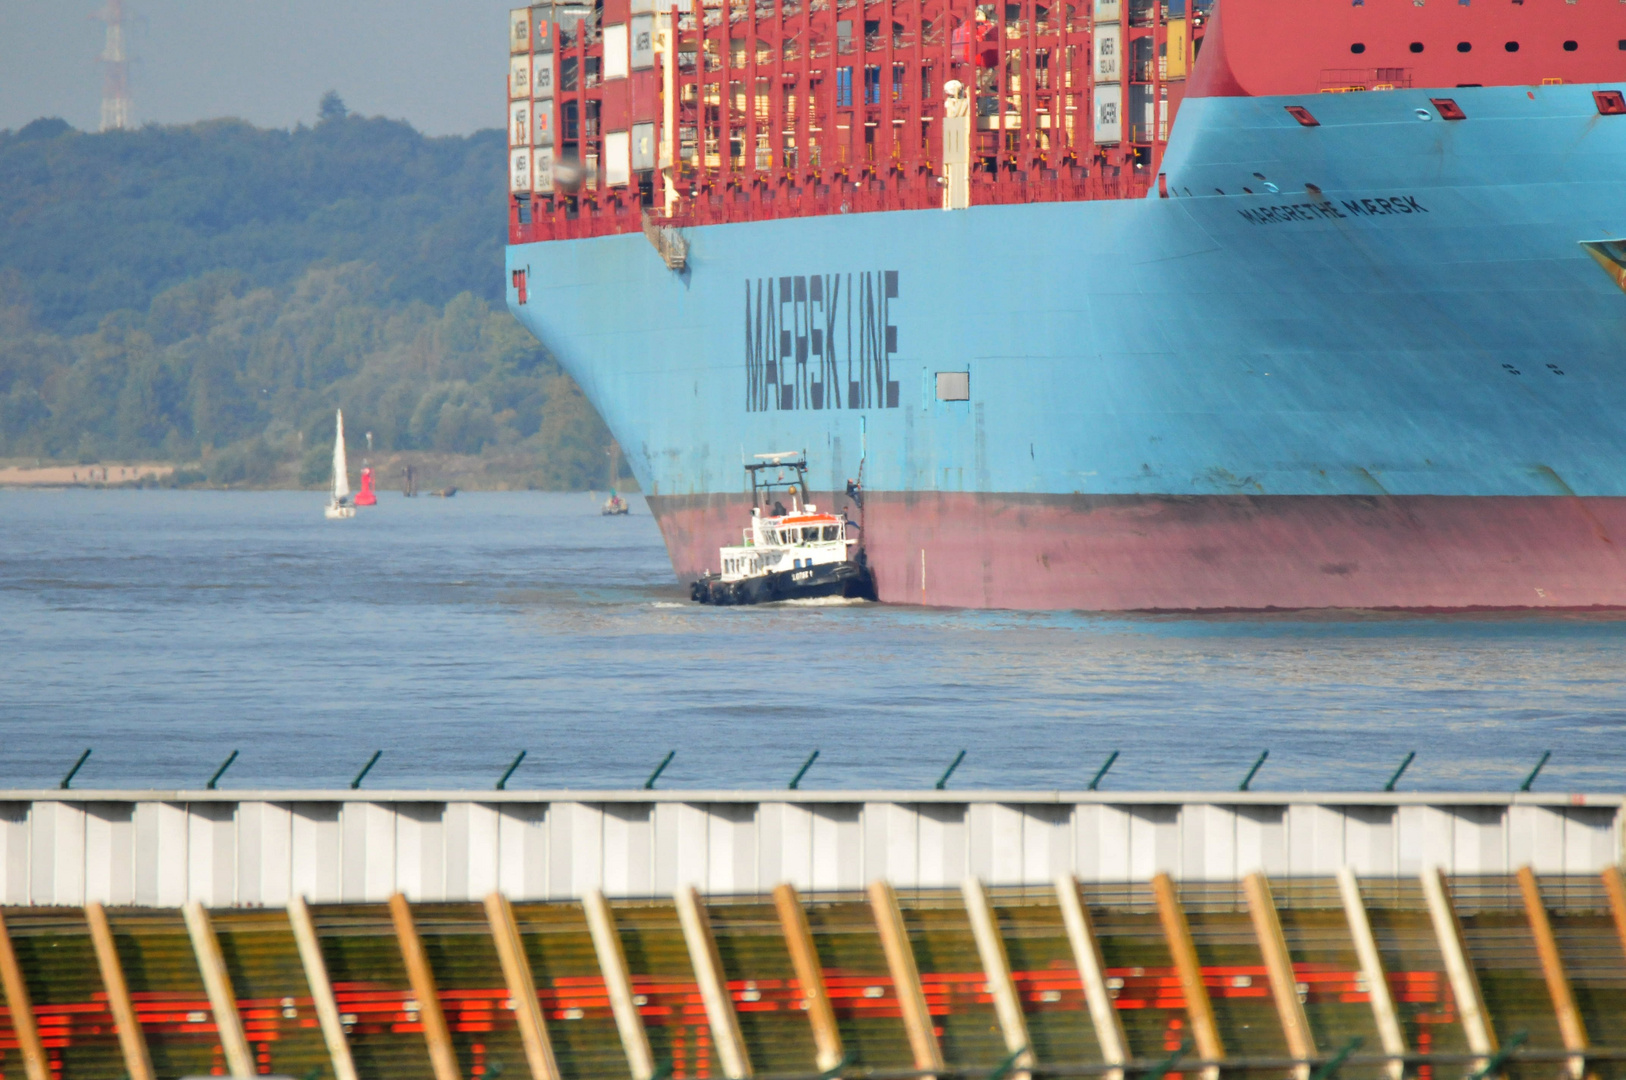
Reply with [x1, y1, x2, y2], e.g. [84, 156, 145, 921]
[0, 793, 1617, 907]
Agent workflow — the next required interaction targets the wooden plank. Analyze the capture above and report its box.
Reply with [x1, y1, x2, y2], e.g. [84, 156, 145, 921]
[485, 892, 563, 1080]
[1054, 875, 1128, 1080]
[583, 887, 656, 1080]
[773, 882, 844, 1073]
[0, 909, 51, 1080]
[389, 892, 462, 1080]
[869, 879, 945, 1078]
[85, 901, 156, 1080]
[1243, 872, 1314, 1080]
[1420, 867, 1496, 1061]
[1516, 866, 1587, 1079]
[1602, 865, 1626, 962]
[676, 885, 754, 1079]
[181, 899, 256, 1080]
[1151, 872, 1223, 1080]
[962, 877, 1035, 1078]
[1335, 869, 1405, 1080]
[288, 894, 360, 1080]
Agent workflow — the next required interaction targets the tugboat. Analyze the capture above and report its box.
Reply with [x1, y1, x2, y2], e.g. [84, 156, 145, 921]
[601, 442, 630, 515]
[690, 453, 874, 605]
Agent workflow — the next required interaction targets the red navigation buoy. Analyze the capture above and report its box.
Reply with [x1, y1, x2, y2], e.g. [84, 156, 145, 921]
[354, 466, 378, 507]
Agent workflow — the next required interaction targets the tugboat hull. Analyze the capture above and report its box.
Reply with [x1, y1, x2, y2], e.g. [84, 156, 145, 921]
[692, 560, 874, 605]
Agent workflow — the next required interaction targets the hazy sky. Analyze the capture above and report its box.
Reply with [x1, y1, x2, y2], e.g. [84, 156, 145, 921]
[0, 0, 513, 136]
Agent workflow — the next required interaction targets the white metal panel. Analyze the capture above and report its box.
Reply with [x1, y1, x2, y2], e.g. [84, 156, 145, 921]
[532, 53, 555, 99]
[1451, 806, 1505, 874]
[1128, 806, 1179, 880]
[1078, 804, 1132, 881]
[978, 804, 1027, 885]
[187, 802, 236, 906]
[866, 802, 918, 886]
[243, 801, 292, 907]
[33, 801, 85, 905]
[397, 802, 445, 901]
[779, 803, 821, 890]
[1561, 807, 1618, 873]
[498, 804, 548, 900]
[341, 801, 398, 901]
[917, 803, 967, 887]
[603, 130, 631, 187]
[1343, 806, 1396, 876]
[707, 803, 757, 894]
[510, 54, 532, 98]
[811, 804, 862, 892]
[551, 802, 605, 897]
[1396, 804, 1451, 875]
[0, 804, 28, 905]
[1509, 804, 1567, 874]
[603, 803, 653, 896]
[1092, 82, 1121, 145]
[655, 801, 707, 893]
[1180, 803, 1234, 881]
[457, 802, 501, 900]
[85, 802, 135, 906]
[602, 23, 629, 80]
[1093, 26, 1121, 84]
[1236, 805, 1288, 876]
[133, 802, 189, 907]
[291, 803, 342, 903]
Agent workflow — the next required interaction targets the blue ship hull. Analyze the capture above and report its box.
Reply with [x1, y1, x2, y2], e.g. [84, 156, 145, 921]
[509, 84, 1626, 609]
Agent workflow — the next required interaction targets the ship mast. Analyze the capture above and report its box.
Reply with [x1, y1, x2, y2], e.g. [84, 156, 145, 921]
[96, 0, 132, 132]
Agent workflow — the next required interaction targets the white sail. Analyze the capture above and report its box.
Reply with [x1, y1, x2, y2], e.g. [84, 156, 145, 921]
[331, 410, 351, 501]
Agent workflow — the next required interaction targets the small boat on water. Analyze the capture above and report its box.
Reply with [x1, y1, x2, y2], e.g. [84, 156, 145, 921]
[690, 453, 873, 604]
[323, 410, 355, 520]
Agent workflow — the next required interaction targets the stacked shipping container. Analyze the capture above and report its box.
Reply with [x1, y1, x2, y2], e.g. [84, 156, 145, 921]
[509, 0, 1202, 243]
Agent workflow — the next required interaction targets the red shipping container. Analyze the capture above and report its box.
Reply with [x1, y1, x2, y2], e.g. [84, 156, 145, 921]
[631, 69, 658, 123]
[603, 0, 629, 25]
[600, 77, 630, 133]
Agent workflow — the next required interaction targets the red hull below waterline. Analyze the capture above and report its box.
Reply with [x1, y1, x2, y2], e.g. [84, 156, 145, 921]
[647, 492, 1626, 610]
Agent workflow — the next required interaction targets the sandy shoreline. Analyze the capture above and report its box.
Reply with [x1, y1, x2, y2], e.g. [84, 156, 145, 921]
[0, 463, 175, 487]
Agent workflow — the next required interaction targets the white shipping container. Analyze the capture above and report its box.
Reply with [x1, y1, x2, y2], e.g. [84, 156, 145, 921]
[510, 100, 530, 147]
[1094, 24, 1121, 83]
[532, 100, 555, 147]
[510, 147, 533, 193]
[603, 23, 629, 81]
[631, 15, 655, 70]
[631, 121, 656, 170]
[1093, 83, 1121, 144]
[532, 147, 555, 193]
[630, 0, 655, 14]
[510, 55, 531, 99]
[604, 130, 631, 186]
[1094, 0, 1121, 22]
[510, 7, 532, 52]
[532, 52, 554, 98]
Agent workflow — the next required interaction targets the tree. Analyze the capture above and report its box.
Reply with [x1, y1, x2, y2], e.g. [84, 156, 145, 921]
[319, 91, 348, 123]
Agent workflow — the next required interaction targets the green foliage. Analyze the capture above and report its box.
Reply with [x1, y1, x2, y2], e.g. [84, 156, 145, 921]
[0, 114, 616, 489]
[0, 264, 610, 487]
[0, 114, 505, 334]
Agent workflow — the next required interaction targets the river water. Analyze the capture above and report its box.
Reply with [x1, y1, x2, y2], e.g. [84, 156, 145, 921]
[1, 489, 1622, 793]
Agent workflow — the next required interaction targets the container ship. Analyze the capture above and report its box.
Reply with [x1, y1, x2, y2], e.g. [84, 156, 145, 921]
[504, 0, 1626, 610]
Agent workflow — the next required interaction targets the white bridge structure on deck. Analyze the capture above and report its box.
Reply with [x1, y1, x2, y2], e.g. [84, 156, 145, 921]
[1, 789, 1620, 907]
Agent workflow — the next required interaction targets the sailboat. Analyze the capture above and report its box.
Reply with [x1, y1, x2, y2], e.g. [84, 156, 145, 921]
[323, 410, 356, 519]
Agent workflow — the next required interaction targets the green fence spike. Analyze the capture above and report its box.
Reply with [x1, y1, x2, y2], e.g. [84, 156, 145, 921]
[645, 750, 676, 790]
[1469, 1030, 1529, 1080]
[789, 750, 820, 790]
[1144, 1037, 1194, 1080]
[1309, 1036, 1364, 1080]
[206, 749, 239, 790]
[988, 1045, 1029, 1080]
[60, 748, 92, 790]
[1383, 751, 1416, 792]
[1088, 750, 1120, 791]
[1519, 751, 1552, 792]
[350, 750, 382, 790]
[935, 749, 967, 790]
[1239, 750, 1269, 792]
[496, 750, 527, 790]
